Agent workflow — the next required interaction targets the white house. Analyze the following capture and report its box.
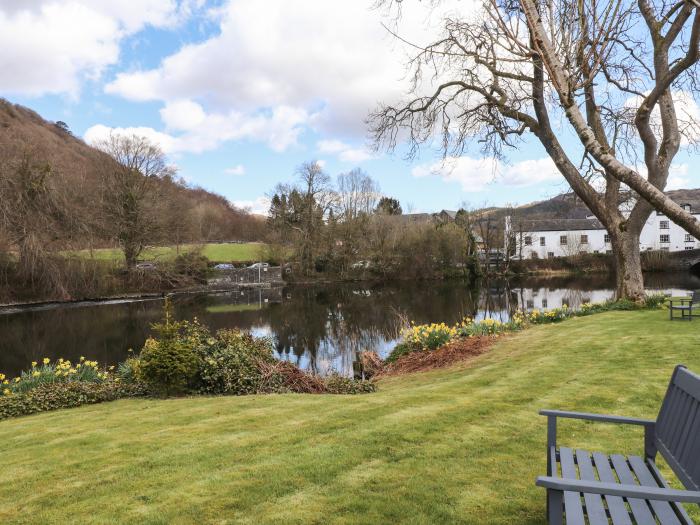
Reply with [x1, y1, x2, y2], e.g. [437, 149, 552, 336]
[506, 199, 700, 259]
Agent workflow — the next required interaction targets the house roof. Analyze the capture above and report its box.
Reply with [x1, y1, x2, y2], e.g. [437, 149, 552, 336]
[511, 218, 606, 232]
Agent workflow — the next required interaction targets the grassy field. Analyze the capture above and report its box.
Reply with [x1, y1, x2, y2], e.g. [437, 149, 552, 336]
[70, 242, 265, 263]
[1, 309, 699, 524]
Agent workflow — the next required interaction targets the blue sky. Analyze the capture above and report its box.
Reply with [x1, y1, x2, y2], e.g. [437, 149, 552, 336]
[2, 0, 698, 215]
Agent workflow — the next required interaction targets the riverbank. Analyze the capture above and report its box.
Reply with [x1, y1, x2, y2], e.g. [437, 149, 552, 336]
[2, 308, 698, 523]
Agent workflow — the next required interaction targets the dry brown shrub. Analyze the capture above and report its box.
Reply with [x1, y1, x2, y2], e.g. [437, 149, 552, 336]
[257, 360, 326, 393]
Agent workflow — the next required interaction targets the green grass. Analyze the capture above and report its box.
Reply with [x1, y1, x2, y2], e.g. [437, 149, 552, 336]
[205, 304, 263, 313]
[1, 309, 700, 524]
[68, 243, 265, 263]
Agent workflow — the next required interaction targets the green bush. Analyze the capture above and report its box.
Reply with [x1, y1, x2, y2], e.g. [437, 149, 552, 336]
[117, 357, 142, 384]
[197, 330, 277, 395]
[0, 380, 146, 421]
[173, 251, 209, 279]
[385, 341, 419, 363]
[138, 300, 202, 396]
[323, 374, 376, 394]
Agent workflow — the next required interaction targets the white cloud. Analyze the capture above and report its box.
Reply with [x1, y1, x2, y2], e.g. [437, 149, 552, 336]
[105, 0, 475, 136]
[412, 156, 562, 192]
[317, 139, 374, 163]
[83, 123, 178, 153]
[225, 165, 245, 176]
[232, 196, 270, 215]
[85, 102, 310, 154]
[625, 91, 700, 147]
[0, 0, 183, 97]
[666, 164, 690, 190]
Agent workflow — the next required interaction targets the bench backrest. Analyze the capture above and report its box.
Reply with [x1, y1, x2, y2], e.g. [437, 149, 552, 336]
[654, 365, 700, 491]
[692, 290, 700, 304]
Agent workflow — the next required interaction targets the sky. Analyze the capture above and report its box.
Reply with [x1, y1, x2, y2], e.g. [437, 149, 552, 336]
[1, 0, 698, 215]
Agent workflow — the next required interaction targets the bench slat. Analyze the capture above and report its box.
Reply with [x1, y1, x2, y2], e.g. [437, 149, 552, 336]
[574, 449, 608, 525]
[609, 454, 656, 525]
[559, 447, 585, 525]
[593, 452, 632, 525]
[627, 456, 682, 525]
[647, 460, 695, 525]
[592, 452, 632, 525]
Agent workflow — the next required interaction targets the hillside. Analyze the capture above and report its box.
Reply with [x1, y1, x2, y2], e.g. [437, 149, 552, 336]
[0, 99, 264, 249]
[486, 188, 700, 223]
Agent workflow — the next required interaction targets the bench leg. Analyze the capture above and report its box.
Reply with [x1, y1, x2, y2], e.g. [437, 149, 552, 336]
[546, 489, 563, 525]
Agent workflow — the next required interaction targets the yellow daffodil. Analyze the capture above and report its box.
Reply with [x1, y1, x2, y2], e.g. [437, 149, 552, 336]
[31, 361, 37, 368]
[32, 371, 40, 377]
[43, 358, 50, 365]
[3, 389, 10, 396]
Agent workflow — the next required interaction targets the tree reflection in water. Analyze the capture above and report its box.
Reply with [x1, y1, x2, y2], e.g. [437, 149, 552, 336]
[1, 273, 699, 377]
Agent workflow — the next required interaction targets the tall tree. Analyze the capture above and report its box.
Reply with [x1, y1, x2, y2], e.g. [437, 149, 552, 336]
[94, 134, 175, 269]
[375, 196, 403, 215]
[371, 0, 700, 300]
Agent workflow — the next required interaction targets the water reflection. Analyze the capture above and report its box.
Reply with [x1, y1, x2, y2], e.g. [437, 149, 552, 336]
[1, 273, 698, 378]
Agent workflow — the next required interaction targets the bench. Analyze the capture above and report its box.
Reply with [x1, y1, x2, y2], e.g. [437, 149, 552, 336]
[669, 291, 700, 321]
[536, 365, 700, 524]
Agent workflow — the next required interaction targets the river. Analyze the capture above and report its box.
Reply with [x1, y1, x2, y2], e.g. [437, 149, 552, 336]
[1, 273, 698, 378]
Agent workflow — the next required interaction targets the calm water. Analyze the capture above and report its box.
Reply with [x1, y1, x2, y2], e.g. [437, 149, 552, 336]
[1, 273, 699, 377]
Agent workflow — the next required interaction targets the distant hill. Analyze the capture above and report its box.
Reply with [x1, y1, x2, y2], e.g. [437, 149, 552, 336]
[483, 189, 700, 223]
[0, 99, 264, 248]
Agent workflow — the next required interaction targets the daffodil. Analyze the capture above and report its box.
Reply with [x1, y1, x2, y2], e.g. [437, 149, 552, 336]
[3, 389, 10, 396]
[43, 357, 50, 365]
[31, 361, 37, 368]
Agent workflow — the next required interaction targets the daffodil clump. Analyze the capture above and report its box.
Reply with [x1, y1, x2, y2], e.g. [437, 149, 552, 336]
[2, 357, 114, 396]
[402, 322, 457, 351]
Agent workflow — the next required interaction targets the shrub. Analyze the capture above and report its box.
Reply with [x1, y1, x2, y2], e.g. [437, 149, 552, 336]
[138, 300, 202, 396]
[117, 357, 142, 384]
[173, 250, 209, 280]
[0, 380, 146, 421]
[386, 341, 420, 363]
[197, 330, 277, 395]
[323, 374, 376, 394]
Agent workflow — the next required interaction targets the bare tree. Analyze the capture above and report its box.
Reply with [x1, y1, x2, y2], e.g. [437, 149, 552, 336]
[337, 168, 381, 221]
[371, 0, 700, 300]
[94, 134, 175, 269]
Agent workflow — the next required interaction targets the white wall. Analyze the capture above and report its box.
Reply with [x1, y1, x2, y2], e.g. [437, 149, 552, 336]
[516, 229, 610, 259]
[511, 209, 700, 258]
[639, 210, 700, 252]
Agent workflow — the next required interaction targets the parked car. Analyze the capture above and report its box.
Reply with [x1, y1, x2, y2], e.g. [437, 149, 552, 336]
[350, 260, 371, 270]
[135, 262, 156, 271]
[248, 262, 270, 269]
[214, 263, 235, 270]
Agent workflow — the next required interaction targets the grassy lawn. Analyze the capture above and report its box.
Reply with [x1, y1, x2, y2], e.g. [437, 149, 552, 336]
[69, 242, 265, 263]
[1, 309, 700, 524]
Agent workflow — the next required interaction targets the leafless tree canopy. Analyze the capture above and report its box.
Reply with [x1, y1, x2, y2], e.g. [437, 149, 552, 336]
[370, 0, 700, 299]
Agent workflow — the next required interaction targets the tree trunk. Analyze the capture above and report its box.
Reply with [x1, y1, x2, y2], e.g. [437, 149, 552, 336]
[609, 231, 645, 301]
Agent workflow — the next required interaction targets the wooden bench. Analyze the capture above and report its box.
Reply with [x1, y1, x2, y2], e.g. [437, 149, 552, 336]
[669, 291, 700, 321]
[537, 365, 700, 524]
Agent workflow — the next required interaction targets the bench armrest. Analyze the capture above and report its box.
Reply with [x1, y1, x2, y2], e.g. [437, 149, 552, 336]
[539, 410, 655, 426]
[540, 410, 656, 458]
[536, 476, 700, 504]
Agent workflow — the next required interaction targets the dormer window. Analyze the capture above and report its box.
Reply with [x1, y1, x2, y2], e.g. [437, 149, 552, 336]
[683, 204, 692, 212]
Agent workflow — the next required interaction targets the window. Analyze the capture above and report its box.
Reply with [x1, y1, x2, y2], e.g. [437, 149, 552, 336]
[541, 299, 548, 308]
[580, 234, 588, 244]
[660, 220, 670, 229]
[524, 236, 532, 246]
[660, 234, 670, 243]
[526, 300, 534, 309]
[686, 246, 695, 251]
[683, 204, 692, 212]
[540, 237, 546, 246]
[560, 235, 568, 245]
[686, 234, 694, 242]
[604, 234, 611, 243]
[547, 252, 554, 259]
[593, 250, 599, 254]
[530, 251, 538, 259]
